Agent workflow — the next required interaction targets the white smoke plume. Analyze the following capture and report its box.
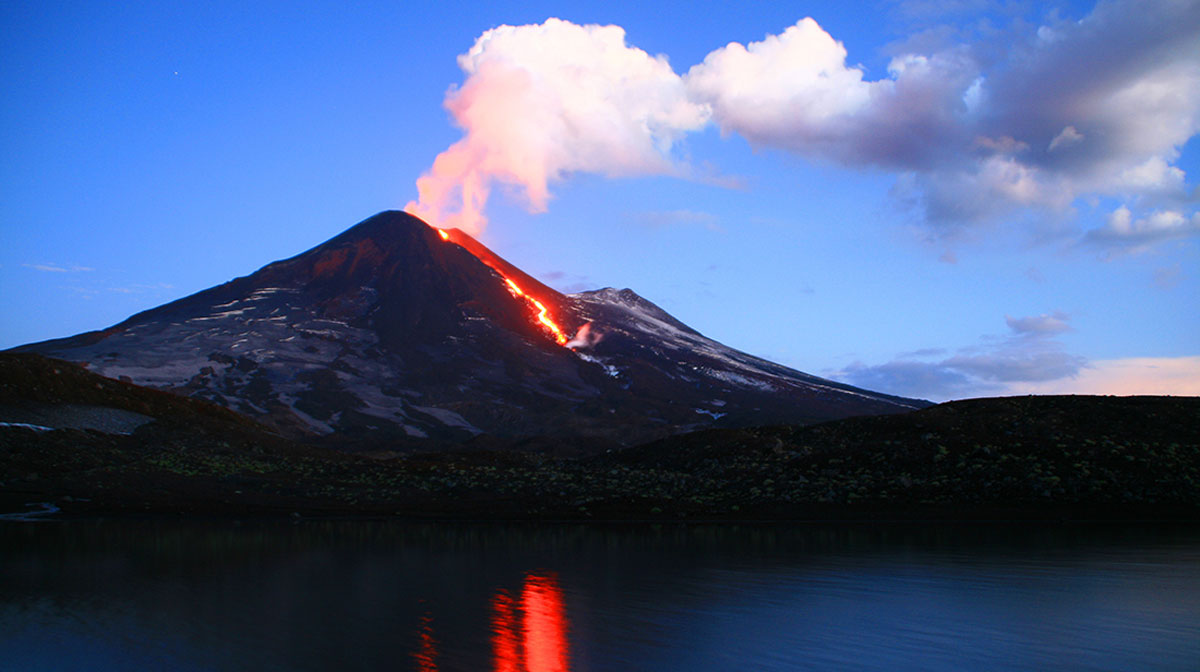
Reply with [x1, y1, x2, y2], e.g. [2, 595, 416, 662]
[405, 18, 709, 235]
[565, 322, 602, 350]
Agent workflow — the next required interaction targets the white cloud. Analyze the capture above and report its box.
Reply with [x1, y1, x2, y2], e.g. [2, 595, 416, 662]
[686, 1, 1200, 242]
[1085, 206, 1200, 255]
[685, 19, 874, 149]
[686, 18, 975, 170]
[1116, 156, 1188, 194]
[406, 18, 709, 235]
[1005, 311, 1071, 336]
[1048, 125, 1083, 152]
[942, 349, 1086, 383]
[23, 263, 93, 273]
[633, 209, 721, 231]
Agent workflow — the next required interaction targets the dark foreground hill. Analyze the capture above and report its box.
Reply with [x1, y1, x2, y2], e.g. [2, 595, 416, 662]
[3, 354, 1196, 521]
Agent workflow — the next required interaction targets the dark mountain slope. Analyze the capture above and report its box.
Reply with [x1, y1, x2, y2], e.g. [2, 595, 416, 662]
[15, 211, 926, 445]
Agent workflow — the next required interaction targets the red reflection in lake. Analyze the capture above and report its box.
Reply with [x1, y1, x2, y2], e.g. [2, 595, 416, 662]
[490, 573, 571, 672]
[414, 612, 438, 671]
[522, 574, 570, 672]
[492, 590, 521, 672]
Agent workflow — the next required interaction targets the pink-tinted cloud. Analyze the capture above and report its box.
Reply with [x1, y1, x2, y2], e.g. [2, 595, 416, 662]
[405, 18, 709, 235]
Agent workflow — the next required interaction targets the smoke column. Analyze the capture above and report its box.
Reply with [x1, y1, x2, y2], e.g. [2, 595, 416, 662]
[405, 18, 709, 235]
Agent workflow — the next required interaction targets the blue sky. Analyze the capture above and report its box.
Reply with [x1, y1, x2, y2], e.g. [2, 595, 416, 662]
[2, 0, 1197, 400]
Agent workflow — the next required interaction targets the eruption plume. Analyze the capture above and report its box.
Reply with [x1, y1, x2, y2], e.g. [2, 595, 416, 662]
[405, 18, 709, 235]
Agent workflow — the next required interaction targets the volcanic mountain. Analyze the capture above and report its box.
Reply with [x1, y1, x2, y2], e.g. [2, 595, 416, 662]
[15, 211, 926, 445]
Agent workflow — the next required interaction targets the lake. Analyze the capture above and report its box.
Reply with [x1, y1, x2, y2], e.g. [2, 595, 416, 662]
[2, 520, 1198, 671]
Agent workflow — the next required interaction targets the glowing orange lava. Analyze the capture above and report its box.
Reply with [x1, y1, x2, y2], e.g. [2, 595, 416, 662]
[502, 279, 569, 345]
[433, 225, 569, 346]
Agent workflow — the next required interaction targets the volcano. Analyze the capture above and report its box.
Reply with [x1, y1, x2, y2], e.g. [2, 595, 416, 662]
[14, 211, 926, 445]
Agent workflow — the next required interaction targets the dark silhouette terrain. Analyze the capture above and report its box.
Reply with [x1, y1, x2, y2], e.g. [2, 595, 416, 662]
[3, 353, 1196, 520]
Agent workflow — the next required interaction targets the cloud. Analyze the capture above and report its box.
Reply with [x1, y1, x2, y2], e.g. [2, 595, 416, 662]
[1117, 156, 1188, 195]
[840, 353, 1200, 400]
[927, 0, 1200, 223]
[410, 3, 1200, 250]
[633, 209, 721, 231]
[832, 311, 1087, 400]
[900, 347, 950, 358]
[837, 349, 1088, 400]
[1153, 263, 1183, 289]
[23, 263, 93, 273]
[941, 349, 1087, 384]
[686, 18, 976, 171]
[63, 281, 174, 298]
[1048, 126, 1084, 152]
[684, 2, 1200, 241]
[1084, 206, 1200, 256]
[1005, 311, 1071, 336]
[836, 359, 978, 400]
[405, 18, 709, 235]
[835, 311, 1199, 400]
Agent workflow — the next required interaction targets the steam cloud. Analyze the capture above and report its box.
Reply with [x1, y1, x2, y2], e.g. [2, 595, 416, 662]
[409, 2, 1200, 249]
[405, 18, 708, 235]
[565, 322, 603, 349]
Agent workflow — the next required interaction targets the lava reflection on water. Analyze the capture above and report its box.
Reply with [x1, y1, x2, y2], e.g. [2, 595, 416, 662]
[414, 612, 438, 671]
[492, 590, 522, 672]
[491, 573, 571, 672]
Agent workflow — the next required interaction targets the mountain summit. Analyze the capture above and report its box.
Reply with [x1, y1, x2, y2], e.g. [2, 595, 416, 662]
[16, 211, 925, 444]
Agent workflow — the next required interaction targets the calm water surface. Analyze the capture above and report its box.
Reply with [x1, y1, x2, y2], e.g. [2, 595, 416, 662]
[2, 520, 1198, 671]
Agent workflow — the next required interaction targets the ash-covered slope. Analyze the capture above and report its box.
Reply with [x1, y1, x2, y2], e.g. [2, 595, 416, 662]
[567, 287, 924, 428]
[15, 211, 926, 444]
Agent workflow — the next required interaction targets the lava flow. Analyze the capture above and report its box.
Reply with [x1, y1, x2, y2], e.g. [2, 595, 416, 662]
[503, 278, 568, 345]
[433, 226, 569, 346]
